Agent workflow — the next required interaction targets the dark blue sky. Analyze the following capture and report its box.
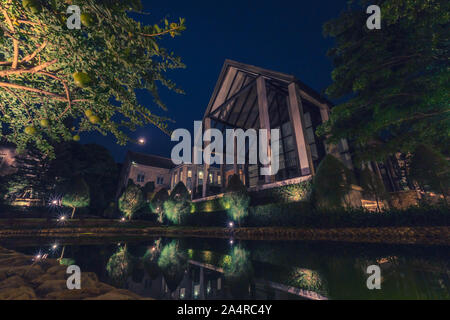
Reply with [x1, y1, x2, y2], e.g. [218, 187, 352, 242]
[81, 0, 348, 163]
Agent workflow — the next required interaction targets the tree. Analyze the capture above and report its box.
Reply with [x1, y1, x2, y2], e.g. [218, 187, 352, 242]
[163, 182, 190, 225]
[223, 175, 250, 226]
[49, 142, 119, 214]
[312, 154, 353, 209]
[4, 145, 51, 203]
[106, 245, 134, 287]
[0, 0, 186, 156]
[151, 188, 169, 223]
[409, 145, 449, 204]
[118, 180, 144, 220]
[319, 0, 449, 162]
[142, 181, 155, 201]
[157, 241, 187, 292]
[360, 167, 387, 211]
[61, 175, 90, 218]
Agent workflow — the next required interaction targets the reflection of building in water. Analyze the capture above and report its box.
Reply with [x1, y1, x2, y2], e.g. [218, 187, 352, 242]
[124, 259, 327, 300]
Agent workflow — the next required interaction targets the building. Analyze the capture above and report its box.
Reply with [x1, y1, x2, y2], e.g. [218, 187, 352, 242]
[117, 151, 175, 198]
[117, 60, 429, 208]
[197, 59, 352, 199]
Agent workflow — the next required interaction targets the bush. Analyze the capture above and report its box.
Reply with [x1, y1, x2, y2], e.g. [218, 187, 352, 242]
[312, 154, 353, 209]
[61, 175, 90, 219]
[164, 182, 190, 225]
[118, 181, 144, 220]
[150, 188, 169, 223]
[223, 175, 250, 226]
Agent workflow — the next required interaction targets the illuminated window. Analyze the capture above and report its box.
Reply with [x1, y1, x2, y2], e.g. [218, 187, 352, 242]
[218, 175, 221, 185]
[209, 173, 213, 183]
[188, 170, 192, 178]
[174, 171, 178, 183]
[180, 171, 183, 181]
[198, 171, 203, 179]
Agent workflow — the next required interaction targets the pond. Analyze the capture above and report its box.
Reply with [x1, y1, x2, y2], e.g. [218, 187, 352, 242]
[1, 237, 449, 300]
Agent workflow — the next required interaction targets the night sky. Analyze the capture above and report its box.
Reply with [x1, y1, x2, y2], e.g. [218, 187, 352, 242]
[80, 0, 348, 163]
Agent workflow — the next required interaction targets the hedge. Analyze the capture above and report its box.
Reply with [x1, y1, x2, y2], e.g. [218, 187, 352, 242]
[183, 202, 449, 229]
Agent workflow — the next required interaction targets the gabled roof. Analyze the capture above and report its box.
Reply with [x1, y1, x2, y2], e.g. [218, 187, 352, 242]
[126, 151, 175, 169]
[203, 59, 333, 125]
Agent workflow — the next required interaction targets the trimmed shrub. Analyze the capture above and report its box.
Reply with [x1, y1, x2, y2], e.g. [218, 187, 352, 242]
[61, 175, 90, 219]
[312, 154, 353, 209]
[163, 182, 190, 225]
[223, 175, 250, 226]
[150, 188, 169, 223]
[118, 181, 144, 220]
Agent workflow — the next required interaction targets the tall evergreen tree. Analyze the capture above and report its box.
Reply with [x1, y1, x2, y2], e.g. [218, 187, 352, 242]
[319, 0, 449, 162]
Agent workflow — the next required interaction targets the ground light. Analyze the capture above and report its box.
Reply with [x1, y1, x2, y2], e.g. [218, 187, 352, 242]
[228, 221, 234, 228]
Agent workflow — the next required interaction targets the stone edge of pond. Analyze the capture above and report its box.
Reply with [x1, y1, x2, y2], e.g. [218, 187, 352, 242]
[0, 246, 149, 300]
[0, 226, 449, 246]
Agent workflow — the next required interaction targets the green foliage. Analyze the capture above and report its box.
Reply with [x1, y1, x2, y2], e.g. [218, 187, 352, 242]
[223, 175, 250, 225]
[150, 187, 169, 222]
[163, 198, 190, 225]
[223, 247, 254, 299]
[163, 182, 190, 224]
[360, 167, 387, 210]
[0, 1, 186, 156]
[157, 241, 187, 292]
[319, 0, 450, 161]
[409, 145, 449, 200]
[61, 175, 90, 209]
[190, 197, 226, 213]
[182, 202, 450, 228]
[118, 180, 144, 219]
[312, 155, 353, 209]
[106, 246, 133, 286]
[272, 181, 312, 203]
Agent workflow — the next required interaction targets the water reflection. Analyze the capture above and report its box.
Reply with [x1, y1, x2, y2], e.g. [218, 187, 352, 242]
[2, 238, 449, 300]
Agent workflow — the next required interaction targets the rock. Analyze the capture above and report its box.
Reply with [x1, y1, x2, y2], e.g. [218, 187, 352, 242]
[36, 280, 67, 295]
[0, 256, 32, 267]
[0, 275, 26, 289]
[85, 289, 140, 300]
[45, 287, 103, 300]
[0, 286, 36, 300]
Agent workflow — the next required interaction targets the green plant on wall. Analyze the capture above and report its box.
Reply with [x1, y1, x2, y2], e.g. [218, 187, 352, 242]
[61, 175, 90, 218]
[274, 181, 312, 203]
[118, 181, 144, 220]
